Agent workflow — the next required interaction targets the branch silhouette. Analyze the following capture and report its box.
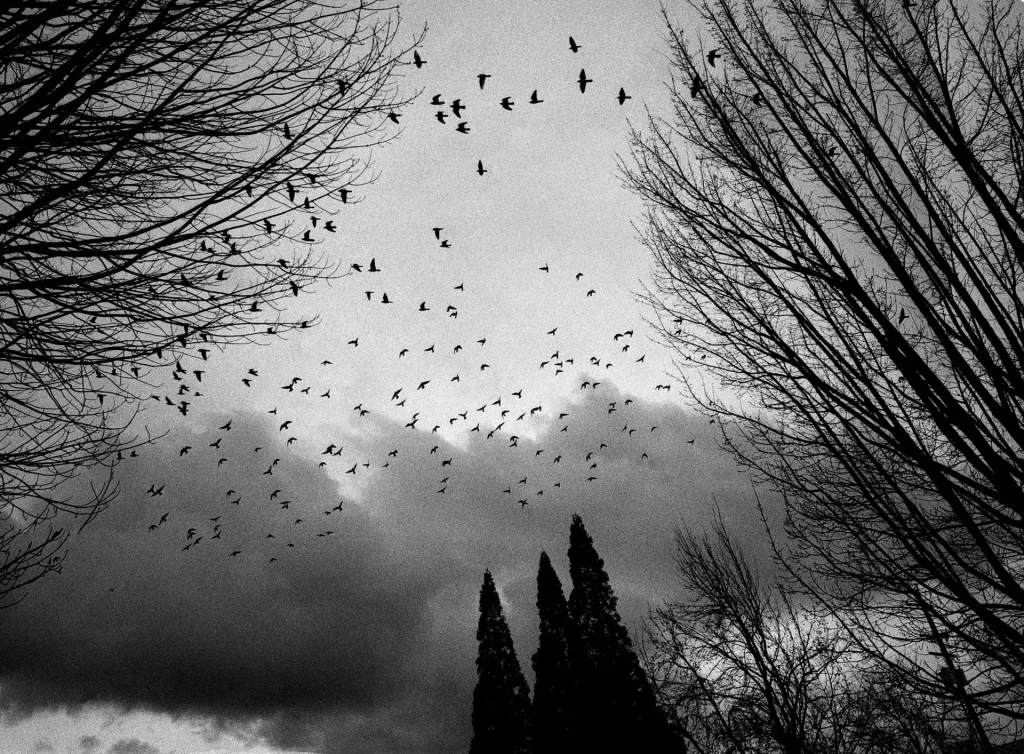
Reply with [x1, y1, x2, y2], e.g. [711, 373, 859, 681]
[0, 0, 415, 606]
[627, 0, 1024, 724]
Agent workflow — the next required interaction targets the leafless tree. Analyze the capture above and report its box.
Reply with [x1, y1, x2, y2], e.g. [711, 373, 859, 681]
[625, 0, 1024, 722]
[643, 519, 971, 754]
[0, 0, 413, 606]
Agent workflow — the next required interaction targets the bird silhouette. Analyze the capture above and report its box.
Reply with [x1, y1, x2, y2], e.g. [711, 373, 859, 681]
[478, 73, 491, 89]
[530, 90, 543, 104]
[413, 50, 426, 68]
[707, 48, 722, 67]
[617, 88, 631, 105]
[477, 160, 487, 176]
[569, 36, 581, 53]
[578, 69, 592, 93]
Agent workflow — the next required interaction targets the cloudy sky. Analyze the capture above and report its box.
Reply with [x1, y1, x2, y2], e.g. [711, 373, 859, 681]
[0, 1, 777, 752]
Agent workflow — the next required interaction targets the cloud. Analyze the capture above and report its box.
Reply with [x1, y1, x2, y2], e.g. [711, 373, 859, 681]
[0, 380, 774, 753]
[78, 735, 102, 754]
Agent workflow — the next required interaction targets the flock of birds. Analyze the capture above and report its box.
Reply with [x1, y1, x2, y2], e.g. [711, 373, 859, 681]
[107, 35, 726, 580]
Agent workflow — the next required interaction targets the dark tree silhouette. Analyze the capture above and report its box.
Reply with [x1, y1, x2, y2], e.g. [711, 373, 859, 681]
[0, 0, 411, 606]
[625, 0, 1024, 723]
[531, 551, 573, 754]
[643, 516, 972, 754]
[470, 570, 532, 754]
[567, 514, 676, 750]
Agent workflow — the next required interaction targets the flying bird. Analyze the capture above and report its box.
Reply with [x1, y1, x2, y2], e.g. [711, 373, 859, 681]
[578, 69, 592, 93]
[478, 73, 491, 89]
[707, 48, 722, 67]
[530, 90, 543, 104]
[569, 36, 581, 53]
[617, 88, 631, 105]
[413, 50, 426, 68]
[477, 160, 487, 176]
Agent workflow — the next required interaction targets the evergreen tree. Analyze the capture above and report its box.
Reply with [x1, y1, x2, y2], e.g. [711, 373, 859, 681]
[470, 569, 532, 754]
[531, 551, 573, 754]
[567, 514, 676, 751]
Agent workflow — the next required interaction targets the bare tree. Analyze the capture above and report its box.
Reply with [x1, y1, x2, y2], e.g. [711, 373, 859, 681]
[625, 0, 1024, 722]
[644, 519, 970, 754]
[0, 0, 413, 606]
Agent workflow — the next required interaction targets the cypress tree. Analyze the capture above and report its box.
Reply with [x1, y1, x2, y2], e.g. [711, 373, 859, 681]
[470, 569, 532, 754]
[567, 514, 675, 750]
[531, 551, 573, 754]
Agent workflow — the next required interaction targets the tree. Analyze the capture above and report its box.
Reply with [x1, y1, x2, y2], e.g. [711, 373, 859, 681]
[643, 517, 970, 754]
[0, 0, 411, 606]
[470, 570, 532, 754]
[625, 0, 1024, 723]
[532, 551, 573, 754]
[567, 514, 676, 750]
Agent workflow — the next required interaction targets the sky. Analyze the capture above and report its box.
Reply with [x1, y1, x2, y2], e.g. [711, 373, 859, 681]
[0, 1, 778, 752]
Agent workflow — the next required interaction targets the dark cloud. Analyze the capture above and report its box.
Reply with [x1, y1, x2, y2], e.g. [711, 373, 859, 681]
[78, 735, 101, 754]
[0, 381, 775, 753]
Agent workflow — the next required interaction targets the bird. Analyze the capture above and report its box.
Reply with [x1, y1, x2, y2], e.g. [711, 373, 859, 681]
[413, 50, 426, 68]
[430, 94, 444, 106]
[478, 73, 491, 89]
[433, 227, 443, 239]
[436, 110, 449, 124]
[578, 69, 592, 93]
[617, 88, 631, 105]
[530, 90, 543, 104]
[500, 96, 514, 111]
[456, 122, 470, 133]
[387, 111, 401, 124]
[707, 48, 722, 67]
[477, 160, 487, 176]
[898, 308, 908, 324]
[569, 36, 581, 53]
[368, 257, 379, 272]
[451, 99, 465, 117]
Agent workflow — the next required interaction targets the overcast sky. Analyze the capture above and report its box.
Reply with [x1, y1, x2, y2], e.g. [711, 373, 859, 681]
[0, 1, 779, 752]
